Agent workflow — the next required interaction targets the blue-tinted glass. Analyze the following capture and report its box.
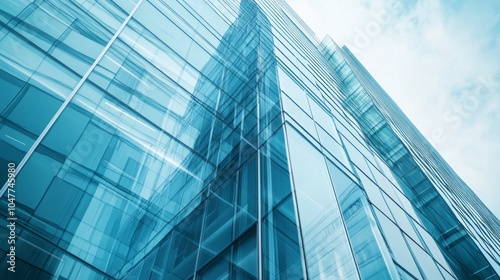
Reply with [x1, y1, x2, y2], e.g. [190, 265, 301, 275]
[262, 197, 304, 279]
[286, 125, 359, 279]
[327, 161, 399, 279]
[0, 0, 497, 279]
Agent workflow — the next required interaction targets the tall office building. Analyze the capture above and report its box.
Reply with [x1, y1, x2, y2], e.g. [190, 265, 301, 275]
[0, 0, 498, 279]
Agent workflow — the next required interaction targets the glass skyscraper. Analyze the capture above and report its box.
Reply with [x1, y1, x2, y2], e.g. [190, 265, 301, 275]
[0, 0, 498, 279]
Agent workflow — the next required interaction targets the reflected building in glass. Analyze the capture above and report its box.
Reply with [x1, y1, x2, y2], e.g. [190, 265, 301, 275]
[0, 0, 498, 279]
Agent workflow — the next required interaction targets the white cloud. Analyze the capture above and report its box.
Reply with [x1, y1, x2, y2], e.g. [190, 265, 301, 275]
[287, 0, 500, 217]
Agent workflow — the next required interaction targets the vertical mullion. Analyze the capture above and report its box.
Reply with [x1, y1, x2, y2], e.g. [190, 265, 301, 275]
[257, 23, 263, 280]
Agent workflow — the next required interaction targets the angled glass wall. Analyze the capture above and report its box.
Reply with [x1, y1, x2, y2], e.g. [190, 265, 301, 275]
[319, 37, 499, 279]
[0, 0, 498, 279]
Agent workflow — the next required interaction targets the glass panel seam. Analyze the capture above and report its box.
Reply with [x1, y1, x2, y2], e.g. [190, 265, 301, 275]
[282, 120, 309, 280]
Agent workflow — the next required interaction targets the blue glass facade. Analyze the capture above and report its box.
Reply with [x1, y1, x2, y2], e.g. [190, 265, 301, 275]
[0, 0, 498, 279]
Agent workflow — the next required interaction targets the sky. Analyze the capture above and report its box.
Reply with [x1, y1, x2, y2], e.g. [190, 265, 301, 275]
[286, 0, 500, 217]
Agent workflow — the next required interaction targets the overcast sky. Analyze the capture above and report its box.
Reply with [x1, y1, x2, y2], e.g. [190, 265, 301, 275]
[286, 0, 500, 217]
